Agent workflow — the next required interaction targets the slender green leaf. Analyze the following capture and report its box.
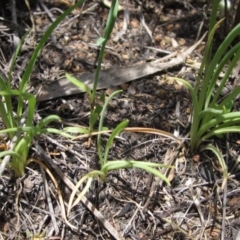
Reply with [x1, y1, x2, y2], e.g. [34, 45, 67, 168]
[0, 150, 22, 159]
[21, 0, 86, 92]
[197, 112, 240, 139]
[91, 0, 119, 100]
[104, 0, 119, 40]
[97, 90, 122, 165]
[219, 85, 240, 108]
[36, 115, 61, 130]
[203, 126, 240, 140]
[207, 43, 240, 108]
[8, 31, 29, 87]
[97, 37, 106, 46]
[101, 160, 171, 185]
[17, 0, 86, 118]
[41, 128, 75, 139]
[65, 73, 92, 96]
[103, 120, 128, 164]
[200, 144, 228, 189]
[64, 127, 90, 134]
[138, 165, 170, 186]
[198, 19, 225, 108]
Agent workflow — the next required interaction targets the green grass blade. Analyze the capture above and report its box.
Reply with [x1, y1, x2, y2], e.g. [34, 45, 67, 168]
[104, 0, 119, 41]
[173, 77, 200, 149]
[198, 19, 225, 109]
[137, 165, 170, 186]
[101, 160, 171, 185]
[21, 0, 85, 92]
[17, 0, 85, 118]
[204, 43, 240, 110]
[197, 112, 240, 140]
[92, 0, 118, 98]
[41, 128, 75, 139]
[64, 127, 90, 134]
[206, 23, 240, 81]
[103, 120, 129, 165]
[24, 93, 37, 127]
[101, 160, 172, 172]
[8, 31, 29, 87]
[200, 144, 228, 189]
[0, 100, 14, 136]
[205, 0, 219, 59]
[199, 108, 224, 118]
[36, 115, 61, 130]
[65, 73, 92, 96]
[0, 90, 36, 129]
[0, 78, 15, 133]
[211, 46, 240, 105]
[96, 91, 117, 130]
[0, 127, 32, 134]
[0, 150, 22, 159]
[203, 126, 240, 140]
[97, 90, 122, 164]
[219, 85, 240, 108]
[199, 23, 240, 111]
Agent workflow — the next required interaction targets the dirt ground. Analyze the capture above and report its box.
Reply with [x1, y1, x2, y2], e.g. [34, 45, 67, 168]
[1, 0, 240, 239]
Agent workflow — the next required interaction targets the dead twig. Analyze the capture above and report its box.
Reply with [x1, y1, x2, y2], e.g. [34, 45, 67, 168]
[40, 167, 59, 234]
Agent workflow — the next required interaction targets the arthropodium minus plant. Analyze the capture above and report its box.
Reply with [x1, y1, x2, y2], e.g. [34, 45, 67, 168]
[174, 1, 240, 188]
[0, 0, 85, 177]
[65, 0, 175, 212]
